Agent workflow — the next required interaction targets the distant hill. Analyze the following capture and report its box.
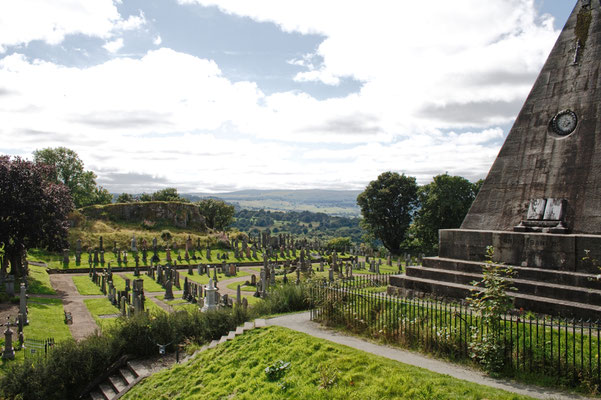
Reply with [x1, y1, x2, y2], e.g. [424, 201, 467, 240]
[184, 189, 362, 217]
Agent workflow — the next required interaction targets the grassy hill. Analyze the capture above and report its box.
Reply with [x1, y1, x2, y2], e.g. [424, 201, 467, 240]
[186, 190, 362, 217]
[123, 326, 532, 400]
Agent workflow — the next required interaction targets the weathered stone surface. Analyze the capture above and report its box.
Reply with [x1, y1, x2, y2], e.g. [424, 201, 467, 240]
[462, 0, 601, 234]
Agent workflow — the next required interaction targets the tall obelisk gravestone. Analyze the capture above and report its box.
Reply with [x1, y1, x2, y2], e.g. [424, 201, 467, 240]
[390, 0, 601, 318]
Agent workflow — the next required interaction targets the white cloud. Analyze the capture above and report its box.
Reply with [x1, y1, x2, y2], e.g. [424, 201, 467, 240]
[181, 0, 558, 130]
[0, 1, 146, 51]
[103, 38, 124, 53]
[0, 1, 563, 191]
[153, 36, 162, 46]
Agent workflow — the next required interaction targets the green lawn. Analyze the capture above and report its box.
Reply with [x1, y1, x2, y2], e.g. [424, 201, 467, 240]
[27, 264, 56, 295]
[84, 297, 165, 331]
[84, 298, 120, 318]
[186, 270, 250, 285]
[226, 281, 256, 292]
[72, 276, 103, 295]
[123, 326, 533, 400]
[29, 247, 306, 270]
[0, 297, 71, 373]
[25, 297, 72, 342]
[123, 273, 164, 292]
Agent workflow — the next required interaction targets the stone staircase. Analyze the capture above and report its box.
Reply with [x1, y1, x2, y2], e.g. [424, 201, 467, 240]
[87, 359, 148, 400]
[389, 257, 601, 320]
[85, 319, 267, 400]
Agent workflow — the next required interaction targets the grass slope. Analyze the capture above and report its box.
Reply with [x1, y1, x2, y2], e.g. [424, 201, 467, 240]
[124, 326, 531, 400]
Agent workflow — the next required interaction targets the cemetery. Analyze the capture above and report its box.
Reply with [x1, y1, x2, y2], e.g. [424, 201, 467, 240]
[2, 1, 601, 399]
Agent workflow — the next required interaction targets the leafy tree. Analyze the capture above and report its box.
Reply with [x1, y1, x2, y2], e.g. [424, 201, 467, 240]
[357, 172, 418, 255]
[93, 186, 113, 205]
[151, 187, 188, 202]
[326, 237, 351, 252]
[116, 193, 135, 203]
[413, 174, 480, 255]
[33, 147, 110, 208]
[198, 199, 235, 231]
[0, 156, 73, 277]
[139, 193, 152, 202]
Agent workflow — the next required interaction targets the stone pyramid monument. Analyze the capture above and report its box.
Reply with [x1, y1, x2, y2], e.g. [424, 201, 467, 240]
[390, 0, 601, 318]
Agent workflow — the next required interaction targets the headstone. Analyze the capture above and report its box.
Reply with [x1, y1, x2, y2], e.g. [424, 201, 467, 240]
[164, 279, 174, 300]
[201, 279, 217, 311]
[19, 283, 28, 325]
[62, 249, 70, 267]
[131, 235, 137, 252]
[2, 317, 15, 360]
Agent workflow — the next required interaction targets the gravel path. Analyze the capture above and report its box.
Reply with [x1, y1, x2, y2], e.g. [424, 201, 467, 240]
[267, 312, 593, 400]
[49, 274, 99, 340]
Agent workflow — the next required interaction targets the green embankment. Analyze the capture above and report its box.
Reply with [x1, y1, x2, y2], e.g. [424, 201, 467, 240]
[124, 326, 532, 400]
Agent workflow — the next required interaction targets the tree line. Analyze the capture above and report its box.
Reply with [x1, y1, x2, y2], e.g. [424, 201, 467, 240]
[358, 171, 482, 256]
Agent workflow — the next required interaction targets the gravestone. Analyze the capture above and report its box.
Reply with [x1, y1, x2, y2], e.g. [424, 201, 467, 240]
[201, 279, 217, 312]
[164, 280, 174, 300]
[390, 0, 601, 319]
[2, 317, 15, 360]
[19, 283, 28, 326]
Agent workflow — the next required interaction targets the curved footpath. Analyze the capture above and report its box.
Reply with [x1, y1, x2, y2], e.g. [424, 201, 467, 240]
[267, 312, 593, 400]
[41, 268, 592, 399]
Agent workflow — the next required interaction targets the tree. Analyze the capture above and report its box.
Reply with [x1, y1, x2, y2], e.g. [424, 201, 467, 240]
[93, 186, 113, 205]
[33, 147, 110, 208]
[116, 193, 135, 203]
[151, 188, 188, 202]
[198, 199, 235, 231]
[0, 156, 73, 278]
[413, 174, 480, 255]
[357, 172, 418, 255]
[326, 237, 352, 252]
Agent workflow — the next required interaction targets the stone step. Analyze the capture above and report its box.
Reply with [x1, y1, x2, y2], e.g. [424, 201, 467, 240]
[405, 266, 601, 305]
[119, 367, 136, 385]
[423, 257, 601, 289]
[389, 275, 601, 320]
[235, 326, 244, 335]
[227, 331, 236, 340]
[108, 374, 128, 393]
[242, 322, 254, 331]
[208, 340, 218, 349]
[255, 319, 266, 328]
[89, 391, 106, 400]
[127, 360, 147, 378]
[98, 382, 117, 400]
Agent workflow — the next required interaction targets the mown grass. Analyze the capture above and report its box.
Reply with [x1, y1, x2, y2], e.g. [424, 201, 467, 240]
[123, 326, 533, 400]
[27, 264, 56, 295]
[72, 276, 103, 295]
[186, 270, 249, 285]
[124, 273, 164, 292]
[0, 297, 72, 374]
[226, 281, 256, 292]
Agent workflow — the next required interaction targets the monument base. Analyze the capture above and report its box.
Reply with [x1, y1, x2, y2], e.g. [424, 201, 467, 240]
[388, 229, 601, 319]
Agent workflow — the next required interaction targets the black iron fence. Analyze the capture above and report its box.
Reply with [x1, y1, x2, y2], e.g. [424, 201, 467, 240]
[309, 279, 601, 387]
[23, 338, 55, 362]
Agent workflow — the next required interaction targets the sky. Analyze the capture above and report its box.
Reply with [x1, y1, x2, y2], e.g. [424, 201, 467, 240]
[0, 0, 576, 193]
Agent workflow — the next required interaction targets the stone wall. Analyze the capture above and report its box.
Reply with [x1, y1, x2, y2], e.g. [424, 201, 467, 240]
[80, 201, 207, 231]
[439, 228, 601, 273]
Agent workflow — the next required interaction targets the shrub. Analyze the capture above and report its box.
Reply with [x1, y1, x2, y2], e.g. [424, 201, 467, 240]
[140, 220, 155, 230]
[160, 230, 172, 242]
[467, 246, 515, 373]
[252, 283, 311, 316]
[0, 307, 249, 400]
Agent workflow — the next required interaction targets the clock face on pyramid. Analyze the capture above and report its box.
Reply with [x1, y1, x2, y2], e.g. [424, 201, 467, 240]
[551, 110, 578, 136]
